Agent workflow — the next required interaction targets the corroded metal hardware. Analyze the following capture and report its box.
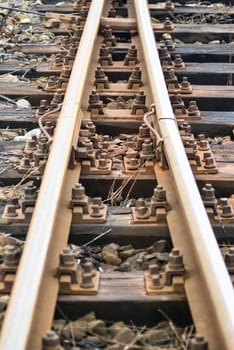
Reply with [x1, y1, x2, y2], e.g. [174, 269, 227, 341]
[42, 331, 64, 350]
[124, 44, 139, 66]
[132, 185, 169, 224]
[69, 183, 107, 223]
[0, 245, 21, 293]
[145, 248, 185, 295]
[57, 248, 99, 295]
[2, 184, 38, 223]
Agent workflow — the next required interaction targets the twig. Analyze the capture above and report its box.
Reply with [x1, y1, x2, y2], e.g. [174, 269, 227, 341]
[82, 229, 112, 248]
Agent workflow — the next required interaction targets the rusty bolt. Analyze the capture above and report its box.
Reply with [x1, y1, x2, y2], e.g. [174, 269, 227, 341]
[86, 121, 96, 134]
[62, 55, 71, 67]
[37, 99, 48, 115]
[219, 198, 228, 207]
[171, 92, 183, 105]
[221, 204, 234, 218]
[224, 247, 234, 268]
[98, 158, 109, 169]
[99, 43, 110, 57]
[89, 90, 100, 104]
[37, 138, 49, 154]
[124, 44, 139, 66]
[164, 37, 175, 50]
[131, 67, 141, 80]
[197, 134, 205, 142]
[194, 154, 202, 166]
[168, 248, 183, 269]
[174, 54, 184, 68]
[103, 134, 110, 141]
[152, 185, 166, 202]
[164, 68, 176, 81]
[68, 46, 77, 58]
[26, 139, 37, 151]
[95, 67, 106, 80]
[59, 248, 76, 267]
[199, 139, 209, 151]
[165, 1, 174, 10]
[73, 26, 83, 40]
[127, 44, 137, 58]
[44, 121, 54, 136]
[100, 152, 108, 159]
[83, 261, 94, 274]
[20, 156, 31, 169]
[151, 274, 163, 289]
[52, 91, 64, 105]
[92, 197, 104, 208]
[53, 53, 63, 67]
[149, 264, 159, 275]
[4, 245, 20, 266]
[189, 334, 208, 350]
[90, 204, 102, 218]
[102, 25, 113, 39]
[127, 157, 139, 170]
[4, 205, 18, 218]
[136, 198, 145, 208]
[80, 6, 89, 18]
[139, 123, 150, 138]
[80, 272, 94, 288]
[84, 140, 93, 153]
[108, 7, 117, 17]
[7, 196, 20, 209]
[180, 122, 191, 134]
[158, 44, 169, 59]
[204, 157, 215, 169]
[61, 65, 71, 79]
[135, 91, 146, 105]
[72, 183, 86, 200]
[24, 184, 37, 200]
[135, 206, 149, 219]
[42, 330, 62, 349]
[188, 100, 200, 117]
[45, 76, 57, 91]
[186, 140, 196, 151]
[180, 76, 192, 92]
[201, 184, 215, 202]
[142, 139, 153, 155]
[102, 141, 110, 150]
[203, 152, 211, 160]
[163, 17, 174, 31]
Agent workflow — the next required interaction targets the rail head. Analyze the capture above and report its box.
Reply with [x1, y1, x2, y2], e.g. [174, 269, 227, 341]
[134, 1, 234, 349]
[0, 1, 105, 349]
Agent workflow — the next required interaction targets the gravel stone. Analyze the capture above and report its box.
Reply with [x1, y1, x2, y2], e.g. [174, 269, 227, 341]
[101, 243, 121, 266]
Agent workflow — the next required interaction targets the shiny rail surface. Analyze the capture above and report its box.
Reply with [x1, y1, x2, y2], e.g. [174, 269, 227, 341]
[134, 2, 234, 349]
[0, 1, 104, 349]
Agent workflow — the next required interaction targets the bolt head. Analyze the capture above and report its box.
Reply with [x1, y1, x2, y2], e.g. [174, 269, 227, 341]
[168, 248, 183, 268]
[60, 248, 75, 267]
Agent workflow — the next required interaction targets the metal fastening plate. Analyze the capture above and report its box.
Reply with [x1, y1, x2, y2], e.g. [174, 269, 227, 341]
[206, 205, 234, 224]
[132, 207, 167, 224]
[0, 263, 17, 293]
[58, 271, 100, 295]
[72, 205, 107, 224]
[1, 206, 34, 224]
[193, 148, 218, 174]
[144, 271, 184, 295]
[0, 274, 15, 293]
[81, 159, 112, 175]
[123, 158, 154, 174]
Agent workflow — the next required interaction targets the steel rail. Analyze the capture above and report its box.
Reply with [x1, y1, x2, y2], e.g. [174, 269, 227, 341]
[134, 1, 234, 349]
[0, 1, 105, 349]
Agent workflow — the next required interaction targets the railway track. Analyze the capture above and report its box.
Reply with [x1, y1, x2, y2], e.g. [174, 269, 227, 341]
[0, 0, 233, 349]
